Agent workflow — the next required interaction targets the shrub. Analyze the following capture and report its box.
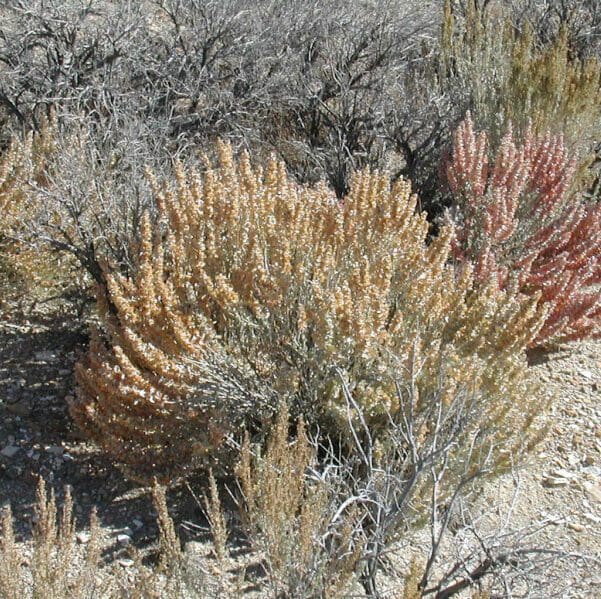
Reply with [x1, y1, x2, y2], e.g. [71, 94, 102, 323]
[0, 0, 441, 199]
[0, 118, 56, 231]
[0, 479, 103, 599]
[0, 119, 63, 304]
[446, 115, 601, 345]
[440, 0, 601, 161]
[72, 144, 546, 482]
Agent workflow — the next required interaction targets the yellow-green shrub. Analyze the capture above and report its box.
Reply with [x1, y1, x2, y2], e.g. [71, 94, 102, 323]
[0, 119, 61, 303]
[72, 143, 547, 482]
[440, 0, 601, 156]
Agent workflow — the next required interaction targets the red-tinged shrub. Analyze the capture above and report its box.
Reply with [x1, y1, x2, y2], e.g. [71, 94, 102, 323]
[447, 114, 600, 346]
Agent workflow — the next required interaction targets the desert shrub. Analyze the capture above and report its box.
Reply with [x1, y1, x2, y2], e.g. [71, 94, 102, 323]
[0, 117, 56, 229]
[0, 478, 208, 599]
[446, 115, 601, 345]
[439, 0, 601, 164]
[0, 118, 65, 304]
[0, 0, 447, 202]
[0, 479, 104, 599]
[71, 144, 546, 483]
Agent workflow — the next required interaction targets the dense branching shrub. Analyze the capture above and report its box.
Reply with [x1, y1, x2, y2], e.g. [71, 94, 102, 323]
[447, 115, 601, 345]
[0, 0, 449, 203]
[440, 0, 601, 164]
[71, 145, 546, 482]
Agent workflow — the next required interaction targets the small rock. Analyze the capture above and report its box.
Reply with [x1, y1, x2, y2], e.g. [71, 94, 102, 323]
[567, 522, 585, 532]
[132, 519, 143, 529]
[1, 445, 20, 459]
[46, 445, 64, 456]
[583, 481, 601, 503]
[6, 465, 23, 479]
[582, 513, 600, 524]
[117, 534, 131, 546]
[576, 368, 594, 380]
[583, 465, 601, 478]
[76, 532, 91, 544]
[119, 559, 135, 567]
[551, 468, 576, 480]
[542, 475, 570, 488]
[34, 350, 57, 361]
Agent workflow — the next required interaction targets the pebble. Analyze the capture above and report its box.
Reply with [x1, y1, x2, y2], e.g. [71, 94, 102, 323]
[582, 481, 601, 503]
[567, 454, 580, 466]
[543, 474, 570, 488]
[119, 559, 135, 567]
[46, 445, 64, 456]
[582, 466, 601, 478]
[552, 468, 576, 479]
[1, 445, 20, 458]
[582, 513, 600, 524]
[132, 519, 143, 529]
[117, 534, 132, 546]
[567, 522, 585, 532]
[34, 350, 57, 361]
[76, 532, 91, 544]
[6, 465, 23, 479]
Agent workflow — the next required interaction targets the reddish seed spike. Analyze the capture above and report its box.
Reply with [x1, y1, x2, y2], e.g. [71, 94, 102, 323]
[448, 115, 601, 346]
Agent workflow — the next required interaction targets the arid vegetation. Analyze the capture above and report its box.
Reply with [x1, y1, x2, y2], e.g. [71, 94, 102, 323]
[0, 1, 599, 597]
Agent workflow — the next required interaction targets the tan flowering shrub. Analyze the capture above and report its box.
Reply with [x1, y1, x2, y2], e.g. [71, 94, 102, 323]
[0, 118, 64, 303]
[0, 118, 56, 227]
[72, 143, 547, 482]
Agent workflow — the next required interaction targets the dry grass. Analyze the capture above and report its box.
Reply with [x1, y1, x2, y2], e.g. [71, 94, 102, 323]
[0, 478, 104, 599]
[236, 405, 363, 598]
